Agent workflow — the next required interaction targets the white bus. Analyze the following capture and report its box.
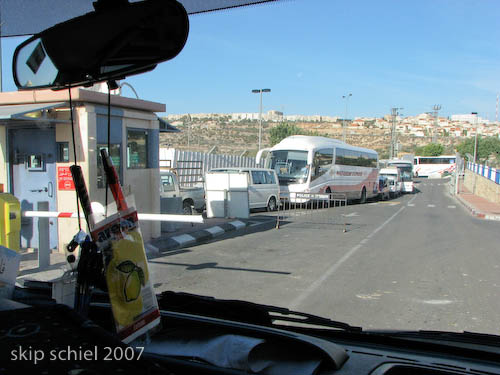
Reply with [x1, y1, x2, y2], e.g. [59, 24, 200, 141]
[413, 155, 456, 178]
[387, 159, 414, 193]
[256, 135, 379, 203]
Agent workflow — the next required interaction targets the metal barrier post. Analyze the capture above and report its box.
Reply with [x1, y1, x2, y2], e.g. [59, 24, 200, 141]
[276, 194, 281, 229]
[224, 189, 228, 219]
[343, 197, 347, 232]
[37, 201, 50, 270]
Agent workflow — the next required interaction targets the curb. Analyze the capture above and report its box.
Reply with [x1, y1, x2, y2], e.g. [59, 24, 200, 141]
[151, 220, 251, 254]
[454, 194, 500, 221]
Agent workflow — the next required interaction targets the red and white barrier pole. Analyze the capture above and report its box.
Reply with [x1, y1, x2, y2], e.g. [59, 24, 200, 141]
[22, 211, 204, 223]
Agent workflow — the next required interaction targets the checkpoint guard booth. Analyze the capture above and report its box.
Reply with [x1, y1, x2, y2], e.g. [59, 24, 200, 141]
[0, 87, 170, 252]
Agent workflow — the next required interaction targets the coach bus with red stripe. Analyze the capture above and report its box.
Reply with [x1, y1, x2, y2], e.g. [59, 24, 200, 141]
[256, 135, 379, 203]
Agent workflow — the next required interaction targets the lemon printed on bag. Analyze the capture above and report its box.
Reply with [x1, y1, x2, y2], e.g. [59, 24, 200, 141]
[116, 260, 146, 302]
[106, 232, 150, 327]
[124, 267, 145, 302]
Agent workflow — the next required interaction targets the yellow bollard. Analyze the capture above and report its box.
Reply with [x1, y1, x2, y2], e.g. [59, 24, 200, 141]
[0, 193, 21, 252]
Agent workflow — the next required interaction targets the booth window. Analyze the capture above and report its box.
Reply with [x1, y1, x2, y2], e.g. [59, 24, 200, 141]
[97, 144, 122, 188]
[127, 129, 148, 169]
[57, 142, 69, 162]
[26, 154, 44, 171]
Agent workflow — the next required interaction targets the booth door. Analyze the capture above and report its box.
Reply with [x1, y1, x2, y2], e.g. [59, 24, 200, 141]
[10, 127, 58, 249]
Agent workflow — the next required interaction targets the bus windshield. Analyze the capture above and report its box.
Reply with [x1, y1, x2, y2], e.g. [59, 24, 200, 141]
[388, 162, 413, 182]
[398, 166, 413, 181]
[269, 150, 309, 184]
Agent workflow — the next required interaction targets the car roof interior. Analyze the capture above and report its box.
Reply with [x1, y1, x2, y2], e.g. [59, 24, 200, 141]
[0, 0, 282, 37]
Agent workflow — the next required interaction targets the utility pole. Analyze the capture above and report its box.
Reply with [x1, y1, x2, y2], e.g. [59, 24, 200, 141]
[472, 112, 478, 194]
[496, 93, 498, 124]
[472, 112, 478, 163]
[432, 105, 441, 143]
[252, 88, 271, 151]
[187, 114, 191, 149]
[342, 93, 352, 142]
[390, 107, 403, 159]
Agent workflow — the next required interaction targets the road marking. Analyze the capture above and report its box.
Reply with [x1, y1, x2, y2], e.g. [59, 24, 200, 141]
[289, 205, 406, 310]
[427, 204, 435, 207]
[417, 299, 456, 305]
[356, 293, 382, 300]
[407, 203, 415, 207]
[448, 205, 456, 209]
[342, 212, 359, 217]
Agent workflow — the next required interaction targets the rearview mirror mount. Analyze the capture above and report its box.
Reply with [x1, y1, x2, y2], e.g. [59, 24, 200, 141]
[13, 0, 189, 90]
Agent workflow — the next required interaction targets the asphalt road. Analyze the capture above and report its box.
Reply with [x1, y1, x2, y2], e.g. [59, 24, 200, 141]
[149, 178, 500, 335]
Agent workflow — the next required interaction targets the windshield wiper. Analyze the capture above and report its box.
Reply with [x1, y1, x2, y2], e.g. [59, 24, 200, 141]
[156, 291, 362, 333]
[263, 304, 362, 332]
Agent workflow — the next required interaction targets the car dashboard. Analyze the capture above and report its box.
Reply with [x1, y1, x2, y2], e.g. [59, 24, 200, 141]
[2, 290, 500, 375]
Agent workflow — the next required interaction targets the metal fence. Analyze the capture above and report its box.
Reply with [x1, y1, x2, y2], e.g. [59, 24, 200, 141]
[275, 192, 348, 231]
[467, 162, 500, 185]
[159, 148, 257, 187]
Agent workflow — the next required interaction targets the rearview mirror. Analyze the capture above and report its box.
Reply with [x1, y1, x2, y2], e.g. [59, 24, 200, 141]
[13, 0, 189, 90]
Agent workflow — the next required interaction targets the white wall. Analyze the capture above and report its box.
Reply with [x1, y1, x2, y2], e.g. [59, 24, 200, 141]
[0, 126, 7, 192]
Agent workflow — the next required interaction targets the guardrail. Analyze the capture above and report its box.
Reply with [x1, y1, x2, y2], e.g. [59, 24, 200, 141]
[466, 162, 500, 185]
[276, 192, 347, 230]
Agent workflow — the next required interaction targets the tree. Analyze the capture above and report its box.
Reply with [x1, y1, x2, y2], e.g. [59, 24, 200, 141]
[456, 136, 500, 165]
[377, 148, 390, 160]
[269, 123, 317, 146]
[415, 143, 444, 156]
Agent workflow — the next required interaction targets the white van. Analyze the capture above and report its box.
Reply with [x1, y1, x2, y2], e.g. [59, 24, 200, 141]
[208, 168, 280, 211]
[379, 167, 402, 198]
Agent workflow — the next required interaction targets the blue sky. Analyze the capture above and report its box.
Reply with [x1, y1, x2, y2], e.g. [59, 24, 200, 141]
[2, 0, 500, 119]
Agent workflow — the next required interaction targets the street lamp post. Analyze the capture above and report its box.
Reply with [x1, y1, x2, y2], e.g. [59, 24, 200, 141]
[472, 112, 478, 164]
[342, 93, 352, 143]
[472, 112, 478, 194]
[252, 88, 271, 151]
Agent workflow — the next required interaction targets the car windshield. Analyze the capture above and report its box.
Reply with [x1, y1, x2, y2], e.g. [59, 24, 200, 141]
[3, 0, 500, 345]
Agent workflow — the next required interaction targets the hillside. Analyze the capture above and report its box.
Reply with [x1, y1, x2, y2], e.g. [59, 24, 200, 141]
[160, 118, 461, 158]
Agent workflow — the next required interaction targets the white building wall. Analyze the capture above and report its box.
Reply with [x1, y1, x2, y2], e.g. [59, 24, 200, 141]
[0, 127, 7, 191]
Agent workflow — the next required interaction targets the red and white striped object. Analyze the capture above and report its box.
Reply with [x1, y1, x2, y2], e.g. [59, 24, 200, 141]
[21, 211, 204, 223]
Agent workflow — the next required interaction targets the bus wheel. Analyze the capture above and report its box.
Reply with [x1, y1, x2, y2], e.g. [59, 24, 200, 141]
[360, 187, 367, 204]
